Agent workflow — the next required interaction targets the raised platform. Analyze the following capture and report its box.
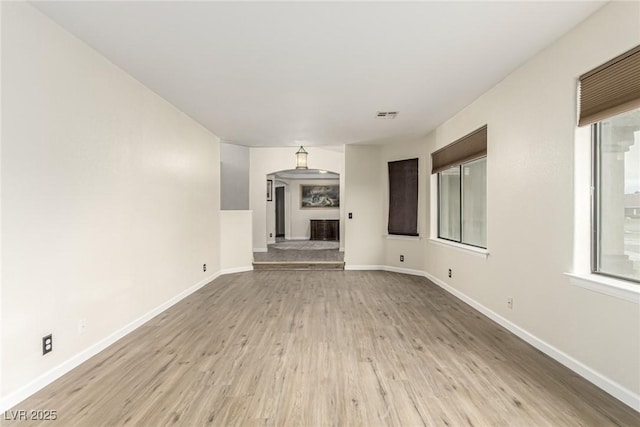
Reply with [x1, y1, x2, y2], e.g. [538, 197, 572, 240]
[252, 261, 345, 271]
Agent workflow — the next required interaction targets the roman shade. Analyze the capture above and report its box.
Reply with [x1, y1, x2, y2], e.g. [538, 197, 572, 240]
[431, 126, 487, 174]
[388, 158, 418, 236]
[578, 44, 640, 126]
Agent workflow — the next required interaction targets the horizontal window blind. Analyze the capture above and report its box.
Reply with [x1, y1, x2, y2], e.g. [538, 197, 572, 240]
[431, 126, 487, 174]
[388, 158, 419, 236]
[579, 45, 640, 126]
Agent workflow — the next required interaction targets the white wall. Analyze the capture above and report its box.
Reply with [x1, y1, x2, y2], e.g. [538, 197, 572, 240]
[220, 211, 253, 273]
[344, 145, 384, 267]
[220, 142, 250, 210]
[421, 0, 640, 404]
[1, 2, 221, 404]
[270, 178, 340, 240]
[250, 146, 344, 251]
[344, 141, 427, 270]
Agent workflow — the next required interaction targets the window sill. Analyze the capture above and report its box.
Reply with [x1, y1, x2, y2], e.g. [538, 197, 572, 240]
[565, 273, 639, 304]
[428, 238, 489, 258]
[385, 234, 421, 241]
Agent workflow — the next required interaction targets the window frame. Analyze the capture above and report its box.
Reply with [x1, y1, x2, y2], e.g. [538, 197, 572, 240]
[437, 157, 487, 249]
[590, 120, 640, 284]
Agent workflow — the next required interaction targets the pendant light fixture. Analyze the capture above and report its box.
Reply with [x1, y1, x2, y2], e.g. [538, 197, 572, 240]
[295, 146, 308, 169]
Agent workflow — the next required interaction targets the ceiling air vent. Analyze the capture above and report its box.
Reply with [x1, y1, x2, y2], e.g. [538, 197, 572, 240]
[376, 111, 399, 119]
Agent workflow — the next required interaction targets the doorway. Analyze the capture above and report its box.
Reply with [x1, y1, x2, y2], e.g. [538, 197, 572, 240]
[275, 186, 285, 238]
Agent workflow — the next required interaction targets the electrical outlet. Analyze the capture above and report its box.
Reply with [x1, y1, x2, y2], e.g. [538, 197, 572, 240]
[400, 255, 404, 262]
[78, 318, 87, 334]
[448, 269, 452, 278]
[42, 334, 53, 355]
[269, 233, 273, 237]
[203, 264, 207, 272]
[348, 212, 353, 219]
[507, 297, 514, 310]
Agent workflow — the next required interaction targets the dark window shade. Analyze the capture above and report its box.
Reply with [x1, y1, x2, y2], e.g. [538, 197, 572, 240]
[579, 45, 640, 126]
[431, 126, 487, 174]
[388, 158, 419, 236]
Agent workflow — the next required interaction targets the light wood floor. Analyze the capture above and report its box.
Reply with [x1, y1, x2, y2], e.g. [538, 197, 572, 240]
[6, 271, 639, 426]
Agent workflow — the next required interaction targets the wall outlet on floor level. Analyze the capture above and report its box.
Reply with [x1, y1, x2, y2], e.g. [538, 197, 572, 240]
[203, 263, 207, 272]
[400, 255, 404, 262]
[78, 318, 87, 334]
[269, 233, 273, 237]
[42, 334, 53, 355]
[448, 268, 452, 278]
[507, 297, 514, 310]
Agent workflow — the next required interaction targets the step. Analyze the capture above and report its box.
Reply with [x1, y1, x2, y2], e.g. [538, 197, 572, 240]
[252, 261, 345, 271]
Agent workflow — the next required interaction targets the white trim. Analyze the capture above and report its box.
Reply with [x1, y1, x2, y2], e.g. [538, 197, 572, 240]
[253, 247, 268, 252]
[0, 272, 221, 412]
[428, 238, 489, 258]
[345, 265, 426, 277]
[423, 270, 640, 412]
[220, 266, 253, 275]
[344, 264, 384, 271]
[565, 273, 640, 304]
[382, 266, 425, 276]
[385, 234, 422, 241]
[288, 237, 309, 241]
[339, 247, 345, 252]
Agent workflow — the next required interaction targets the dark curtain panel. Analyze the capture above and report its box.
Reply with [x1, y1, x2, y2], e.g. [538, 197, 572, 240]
[388, 158, 419, 236]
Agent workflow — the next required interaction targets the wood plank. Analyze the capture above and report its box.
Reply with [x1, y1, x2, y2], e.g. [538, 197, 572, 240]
[5, 271, 639, 426]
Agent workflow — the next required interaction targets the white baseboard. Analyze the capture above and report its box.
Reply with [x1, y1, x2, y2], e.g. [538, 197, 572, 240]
[288, 237, 308, 240]
[382, 265, 425, 277]
[421, 271, 640, 412]
[0, 272, 221, 412]
[220, 266, 253, 275]
[344, 264, 385, 271]
[345, 265, 424, 277]
[253, 248, 268, 253]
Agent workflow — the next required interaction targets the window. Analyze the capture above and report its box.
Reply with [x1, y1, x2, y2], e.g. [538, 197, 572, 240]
[432, 126, 487, 248]
[579, 44, 640, 283]
[438, 158, 487, 248]
[592, 108, 640, 283]
[388, 158, 419, 236]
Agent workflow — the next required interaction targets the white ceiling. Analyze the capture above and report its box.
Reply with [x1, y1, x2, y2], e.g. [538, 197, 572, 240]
[31, 1, 605, 148]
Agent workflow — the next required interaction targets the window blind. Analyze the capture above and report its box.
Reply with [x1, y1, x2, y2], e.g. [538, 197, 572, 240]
[388, 158, 419, 236]
[431, 126, 487, 174]
[579, 45, 640, 126]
